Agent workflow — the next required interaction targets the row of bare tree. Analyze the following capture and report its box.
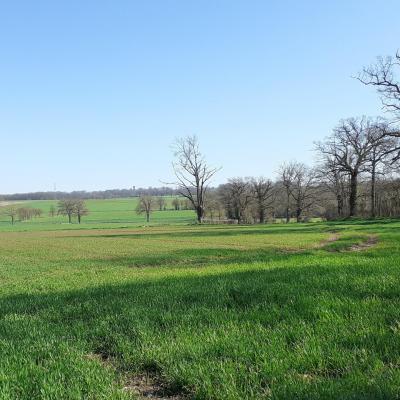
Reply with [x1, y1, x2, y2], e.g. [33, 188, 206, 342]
[2, 206, 43, 225]
[169, 50, 400, 223]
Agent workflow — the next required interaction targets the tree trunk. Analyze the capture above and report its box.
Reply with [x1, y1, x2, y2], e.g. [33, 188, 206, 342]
[337, 193, 343, 217]
[296, 208, 301, 223]
[196, 206, 203, 223]
[68, 213, 72, 223]
[146, 212, 150, 223]
[259, 208, 265, 224]
[349, 172, 358, 217]
[371, 163, 376, 218]
[78, 213, 81, 224]
[286, 193, 290, 223]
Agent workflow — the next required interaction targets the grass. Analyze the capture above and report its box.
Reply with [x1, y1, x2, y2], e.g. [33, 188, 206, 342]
[0, 198, 195, 231]
[1, 205, 400, 399]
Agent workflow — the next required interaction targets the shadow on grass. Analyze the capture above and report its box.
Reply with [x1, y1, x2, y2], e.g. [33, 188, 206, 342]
[58, 225, 335, 241]
[56, 218, 400, 241]
[90, 247, 309, 268]
[1, 247, 400, 399]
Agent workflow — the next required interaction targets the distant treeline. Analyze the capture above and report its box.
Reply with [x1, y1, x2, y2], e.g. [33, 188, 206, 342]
[0, 187, 180, 201]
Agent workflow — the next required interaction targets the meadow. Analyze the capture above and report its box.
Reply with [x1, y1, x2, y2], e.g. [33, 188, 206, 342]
[1, 200, 400, 399]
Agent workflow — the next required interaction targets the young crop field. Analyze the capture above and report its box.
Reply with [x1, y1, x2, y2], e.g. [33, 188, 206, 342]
[0, 198, 195, 232]
[1, 203, 400, 399]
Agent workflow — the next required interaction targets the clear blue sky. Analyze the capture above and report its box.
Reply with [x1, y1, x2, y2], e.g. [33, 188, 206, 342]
[1, 1, 399, 194]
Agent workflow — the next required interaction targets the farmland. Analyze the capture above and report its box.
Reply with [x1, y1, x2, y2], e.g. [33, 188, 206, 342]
[0, 198, 195, 232]
[1, 200, 400, 399]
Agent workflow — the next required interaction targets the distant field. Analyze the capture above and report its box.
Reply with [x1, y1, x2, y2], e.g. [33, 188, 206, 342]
[0, 197, 196, 231]
[1, 219, 400, 399]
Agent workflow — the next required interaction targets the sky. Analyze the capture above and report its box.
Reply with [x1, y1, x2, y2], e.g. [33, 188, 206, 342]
[1, 0, 400, 194]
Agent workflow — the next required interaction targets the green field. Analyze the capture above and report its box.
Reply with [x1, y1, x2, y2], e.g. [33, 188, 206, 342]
[1, 201, 400, 399]
[0, 198, 195, 231]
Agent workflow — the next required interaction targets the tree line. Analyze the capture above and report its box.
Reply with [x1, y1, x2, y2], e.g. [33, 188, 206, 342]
[168, 50, 400, 223]
[0, 187, 179, 201]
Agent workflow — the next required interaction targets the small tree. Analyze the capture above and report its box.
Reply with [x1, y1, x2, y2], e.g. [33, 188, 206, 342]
[172, 198, 181, 210]
[57, 199, 76, 223]
[136, 195, 154, 223]
[49, 205, 56, 217]
[74, 200, 89, 224]
[4, 206, 18, 225]
[156, 196, 166, 211]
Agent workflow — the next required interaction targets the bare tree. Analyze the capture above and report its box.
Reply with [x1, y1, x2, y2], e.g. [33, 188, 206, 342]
[17, 207, 42, 221]
[316, 117, 377, 217]
[278, 162, 297, 223]
[171, 136, 220, 223]
[357, 53, 400, 161]
[74, 200, 89, 224]
[316, 156, 349, 218]
[49, 205, 56, 217]
[136, 195, 154, 223]
[220, 178, 252, 223]
[357, 53, 400, 120]
[156, 196, 166, 211]
[204, 191, 225, 221]
[366, 122, 400, 217]
[289, 164, 318, 222]
[250, 177, 275, 223]
[57, 199, 76, 223]
[3, 206, 18, 225]
[172, 197, 181, 210]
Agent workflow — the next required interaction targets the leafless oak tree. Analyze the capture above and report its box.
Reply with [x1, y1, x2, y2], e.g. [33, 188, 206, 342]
[357, 53, 400, 119]
[316, 117, 377, 217]
[250, 177, 275, 223]
[357, 52, 400, 161]
[171, 136, 220, 223]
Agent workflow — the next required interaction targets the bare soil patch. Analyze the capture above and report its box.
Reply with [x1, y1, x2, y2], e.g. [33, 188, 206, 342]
[317, 232, 340, 248]
[348, 235, 378, 252]
[123, 373, 187, 399]
[87, 353, 187, 399]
